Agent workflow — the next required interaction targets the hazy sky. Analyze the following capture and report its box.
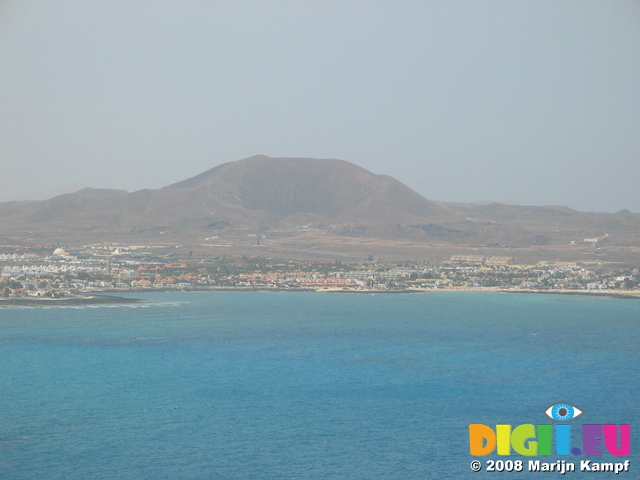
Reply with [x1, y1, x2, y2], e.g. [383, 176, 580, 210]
[1, 1, 639, 212]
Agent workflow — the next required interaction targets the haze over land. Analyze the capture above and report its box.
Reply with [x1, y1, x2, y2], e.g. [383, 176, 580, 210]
[1, 156, 638, 266]
[1, 2, 639, 212]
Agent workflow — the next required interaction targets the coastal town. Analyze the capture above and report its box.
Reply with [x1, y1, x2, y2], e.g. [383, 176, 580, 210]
[1, 243, 639, 301]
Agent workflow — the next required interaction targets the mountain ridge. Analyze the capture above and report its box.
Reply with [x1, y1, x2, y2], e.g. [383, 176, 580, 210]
[0, 155, 450, 231]
[0, 156, 638, 258]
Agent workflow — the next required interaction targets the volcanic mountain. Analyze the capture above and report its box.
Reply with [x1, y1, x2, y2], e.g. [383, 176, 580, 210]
[0, 155, 451, 234]
[166, 155, 448, 222]
[1, 155, 639, 259]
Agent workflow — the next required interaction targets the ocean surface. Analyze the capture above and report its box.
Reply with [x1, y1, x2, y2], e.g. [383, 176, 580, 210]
[1, 291, 638, 479]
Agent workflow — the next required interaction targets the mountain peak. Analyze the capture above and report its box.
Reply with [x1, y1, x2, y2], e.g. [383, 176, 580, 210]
[165, 155, 446, 220]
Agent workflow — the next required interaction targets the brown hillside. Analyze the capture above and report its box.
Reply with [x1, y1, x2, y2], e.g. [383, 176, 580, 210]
[166, 155, 447, 223]
[0, 156, 449, 233]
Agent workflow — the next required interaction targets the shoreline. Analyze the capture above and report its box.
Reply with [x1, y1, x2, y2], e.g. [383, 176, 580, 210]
[2, 287, 639, 306]
[0, 294, 145, 306]
[326, 287, 640, 299]
[104, 285, 640, 299]
[495, 288, 640, 300]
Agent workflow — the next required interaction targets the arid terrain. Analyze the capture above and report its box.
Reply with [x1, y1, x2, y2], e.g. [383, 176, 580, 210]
[1, 156, 638, 266]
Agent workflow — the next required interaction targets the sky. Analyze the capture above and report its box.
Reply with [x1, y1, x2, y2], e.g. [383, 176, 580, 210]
[1, 1, 639, 212]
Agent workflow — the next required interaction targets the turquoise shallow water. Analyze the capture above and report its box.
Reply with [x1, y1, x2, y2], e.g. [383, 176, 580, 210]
[1, 291, 638, 479]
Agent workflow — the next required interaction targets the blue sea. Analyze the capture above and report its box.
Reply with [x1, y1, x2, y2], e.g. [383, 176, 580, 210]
[1, 291, 638, 479]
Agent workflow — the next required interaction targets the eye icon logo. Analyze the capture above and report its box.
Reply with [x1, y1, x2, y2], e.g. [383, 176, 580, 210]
[544, 402, 583, 422]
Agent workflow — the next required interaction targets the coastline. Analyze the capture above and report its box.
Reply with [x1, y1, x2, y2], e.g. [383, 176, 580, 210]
[495, 288, 640, 300]
[0, 294, 144, 306]
[322, 287, 640, 299]
[2, 287, 639, 306]
[104, 285, 640, 299]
